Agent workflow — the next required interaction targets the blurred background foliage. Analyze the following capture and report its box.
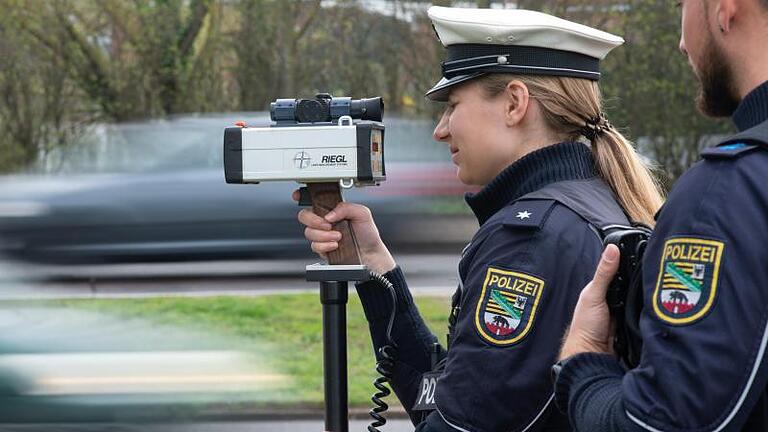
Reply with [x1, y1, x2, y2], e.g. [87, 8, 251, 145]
[0, 0, 732, 185]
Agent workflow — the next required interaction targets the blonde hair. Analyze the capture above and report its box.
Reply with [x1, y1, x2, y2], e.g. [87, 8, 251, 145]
[478, 74, 664, 226]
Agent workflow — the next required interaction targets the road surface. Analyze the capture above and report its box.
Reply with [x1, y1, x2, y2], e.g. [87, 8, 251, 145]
[0, 254, 462, 299]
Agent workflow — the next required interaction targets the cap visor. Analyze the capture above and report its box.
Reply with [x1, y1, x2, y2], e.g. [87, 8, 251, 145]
[425, 73, 484, 101]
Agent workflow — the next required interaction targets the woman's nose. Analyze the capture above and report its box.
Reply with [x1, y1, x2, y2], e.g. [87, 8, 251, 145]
[433, 110, 450, 142]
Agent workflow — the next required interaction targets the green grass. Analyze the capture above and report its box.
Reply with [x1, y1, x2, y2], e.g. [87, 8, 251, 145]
[55, 293, 450, 408]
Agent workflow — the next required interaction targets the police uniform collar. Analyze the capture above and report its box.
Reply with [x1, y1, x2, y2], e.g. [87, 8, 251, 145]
[733, 80, 768, 132]
[465, 141, 596, 225]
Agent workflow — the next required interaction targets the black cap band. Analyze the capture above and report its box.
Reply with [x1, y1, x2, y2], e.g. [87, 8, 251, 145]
[442, 44, 601, 81]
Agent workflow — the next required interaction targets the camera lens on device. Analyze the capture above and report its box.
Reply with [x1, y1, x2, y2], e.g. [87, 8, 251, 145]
[351, 97, 384, 122]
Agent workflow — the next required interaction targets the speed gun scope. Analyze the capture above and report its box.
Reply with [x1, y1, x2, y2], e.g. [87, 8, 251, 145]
[223, 93, 385, 187]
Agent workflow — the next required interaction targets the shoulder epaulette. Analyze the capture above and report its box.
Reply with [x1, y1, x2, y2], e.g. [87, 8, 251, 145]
[702, 120, 768, 159]
[701, 142, 762, 159]
[503, 199, 556, 230]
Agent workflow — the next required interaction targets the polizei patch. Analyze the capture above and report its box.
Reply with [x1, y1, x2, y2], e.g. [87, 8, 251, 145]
[474, 267, 545, 346]
[652, 237, 725, 325]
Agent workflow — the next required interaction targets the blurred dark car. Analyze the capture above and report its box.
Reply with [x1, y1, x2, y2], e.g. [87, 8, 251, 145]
[0, 114, 476, 264]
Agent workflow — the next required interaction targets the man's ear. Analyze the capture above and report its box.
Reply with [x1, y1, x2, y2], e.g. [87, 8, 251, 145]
[716, 0, 737, 33]
[503, 80, 530, 127]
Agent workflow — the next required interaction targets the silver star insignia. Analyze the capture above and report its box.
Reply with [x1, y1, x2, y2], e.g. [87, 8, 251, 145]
[516, 211, 532, 220]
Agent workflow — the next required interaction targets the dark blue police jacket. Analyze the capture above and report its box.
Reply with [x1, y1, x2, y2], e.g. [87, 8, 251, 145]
[555, 80, 768, 432]
[356, 141, 630, 432]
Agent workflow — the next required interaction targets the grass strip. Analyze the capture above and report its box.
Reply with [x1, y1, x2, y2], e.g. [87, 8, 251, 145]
[56, 293, 450, 408]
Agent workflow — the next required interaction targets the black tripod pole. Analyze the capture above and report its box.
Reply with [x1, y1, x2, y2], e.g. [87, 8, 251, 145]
[320, 280, 348, 432]
[307, 264, 369, 432]
[303, 183, 368, 432]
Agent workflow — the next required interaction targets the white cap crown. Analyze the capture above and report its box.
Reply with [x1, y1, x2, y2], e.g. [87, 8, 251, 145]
[428, 6, 623, 60]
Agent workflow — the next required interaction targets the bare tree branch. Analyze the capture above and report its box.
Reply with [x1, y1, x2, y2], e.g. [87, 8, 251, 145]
[178, 0, 211, 59]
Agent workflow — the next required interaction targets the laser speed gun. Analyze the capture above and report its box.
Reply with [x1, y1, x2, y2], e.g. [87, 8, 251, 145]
[222, 93, 386, 265]
[223, 93, 385, 187]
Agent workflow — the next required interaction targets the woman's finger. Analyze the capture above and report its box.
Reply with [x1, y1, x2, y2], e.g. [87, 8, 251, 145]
[311, 242, 339, 254]
[298, 209, 332, 230]
[324, 202, 372, 224]
[304, 227, 342, 242]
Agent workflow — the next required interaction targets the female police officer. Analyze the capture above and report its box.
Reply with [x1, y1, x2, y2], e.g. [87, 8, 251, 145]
[296, 6, 663, 432]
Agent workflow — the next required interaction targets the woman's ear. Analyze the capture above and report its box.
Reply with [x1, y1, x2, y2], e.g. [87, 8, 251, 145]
[503, 80, 530, 127]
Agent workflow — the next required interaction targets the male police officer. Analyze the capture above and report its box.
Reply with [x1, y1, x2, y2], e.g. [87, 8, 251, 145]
[554, 0, 768, 430]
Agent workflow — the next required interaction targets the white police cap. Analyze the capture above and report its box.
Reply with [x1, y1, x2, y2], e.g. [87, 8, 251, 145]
[425, 6, 624, 101]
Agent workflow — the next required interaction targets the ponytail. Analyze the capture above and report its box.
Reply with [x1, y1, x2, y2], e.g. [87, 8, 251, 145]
[591, 127, 663, 226]
[478, 74, 664, 226]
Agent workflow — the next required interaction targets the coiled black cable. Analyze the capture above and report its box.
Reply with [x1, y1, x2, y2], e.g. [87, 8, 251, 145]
[368, 272, 398, 432]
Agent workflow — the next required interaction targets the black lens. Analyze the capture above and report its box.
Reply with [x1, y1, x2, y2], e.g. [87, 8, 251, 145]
[351, 97, 384, 122]
[295, 99, 329, 123]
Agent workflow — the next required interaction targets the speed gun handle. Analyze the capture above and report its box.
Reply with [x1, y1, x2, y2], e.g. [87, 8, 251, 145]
[306, 182, 361, 265]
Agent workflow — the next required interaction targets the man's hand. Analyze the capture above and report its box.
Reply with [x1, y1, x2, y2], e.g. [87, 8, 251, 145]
[559, 244, 620, 360]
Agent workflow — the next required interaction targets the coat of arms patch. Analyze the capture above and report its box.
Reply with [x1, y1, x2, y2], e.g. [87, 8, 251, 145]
[474, 266, 545, 346]
[652, 237, 725, 325]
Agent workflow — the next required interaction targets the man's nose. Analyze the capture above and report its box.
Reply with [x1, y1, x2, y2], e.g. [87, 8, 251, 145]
[679, 34, 688, 57]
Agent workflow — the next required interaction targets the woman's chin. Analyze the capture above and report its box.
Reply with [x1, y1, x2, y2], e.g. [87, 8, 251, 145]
[456, 169, 475, 186]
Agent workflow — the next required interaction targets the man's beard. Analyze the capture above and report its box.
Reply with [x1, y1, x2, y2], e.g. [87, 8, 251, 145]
[694, 33, 741, 117]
